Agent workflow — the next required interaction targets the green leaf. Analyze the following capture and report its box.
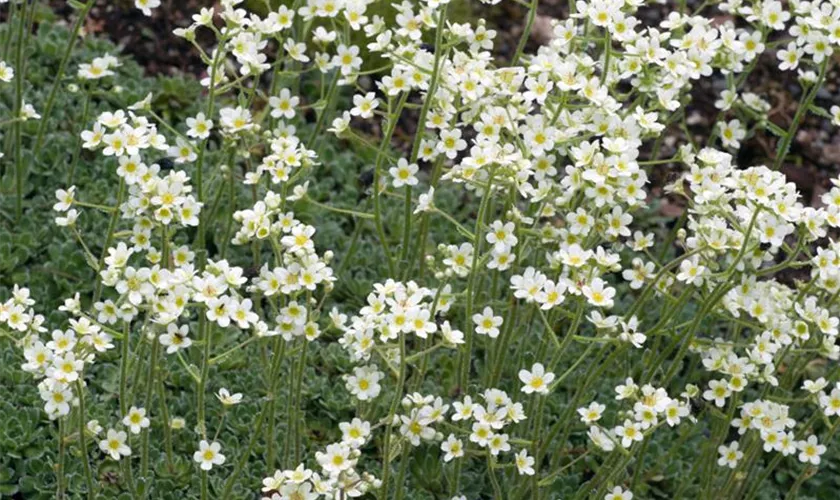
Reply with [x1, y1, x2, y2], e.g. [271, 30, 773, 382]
[808, 104, 833, 120]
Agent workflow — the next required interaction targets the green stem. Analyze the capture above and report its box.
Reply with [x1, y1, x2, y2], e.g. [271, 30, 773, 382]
[600, 30, 611, 85]
[772, 59, 830, 170]
[118, 323, 136, 491]
[67, 90, 92, 185]
[75, 381, 96, 499]
[399, 7, 448, 264]
[487, 454, 504, 498]
[57, 417, 66, 499]
[140, 339, 160, 481]
[200, 471, 208, 500]
[511, 0, 539, 65]
[399, 185, 413, 262]
[659, 208, 760, 386]
[34, 0, 96, 151]
[306, 196, 374, 219]
[336, 201, 370, 276]
[197, 322, 213, 438]
[292, 341, 308, 465]
[12, 0, 29, 223]
[119, 323, 131, 414]
[157, 378, 174, 471]
[528, 396, 547, 499]
[372, 93, 409, 277]
[307, 70, 340, 145]
[194, 35, 227, 257]
[379, 330, 407, 499]
[93, 179, 126, 302]
[394, 448, 412, 500]
[459, 175, 495, 391]
[265, 337, 287, 470]
[742, 415, 835, 499]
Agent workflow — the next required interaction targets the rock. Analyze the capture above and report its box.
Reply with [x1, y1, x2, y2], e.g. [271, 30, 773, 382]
[530, 15, 554, 46]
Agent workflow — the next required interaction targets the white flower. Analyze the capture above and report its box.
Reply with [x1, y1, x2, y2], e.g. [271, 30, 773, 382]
[614, 420, 643, 448]
[53, 186, 76, 212]
[664, 401, 690, 426]
[21, 102, 40, 120]
[803, 378, 828, 394]
[333, 44, 362, 75]
[703, 379, 731, 407]
[116, 155, 148, 184]
[100, 429, 131, 460]
[49, 353, 84, 383]
[345, 365, 383, 400]
[832, 105, 840, 127]
[437, 129, 467, 159]
[518, 362, 555, 395]
[718, 119, 746, 149]
[415, 187, 435, 214]
[717, 441, 743, 468]
[578, 402, 606, 423]
[192, 7, 214, 25]
[135, 0, 161, 17]
[316, 443, 354, 475]
[186, 112, 213, 139]
[206, 296, 233, 327]
[487, 433, 511, 455]
[389, 158, 419, 188]
[441, 434, 464, 462]
[128, 92, 151, 111]
[269, 88, 300, 119]
[328, 111, 351, 135]
[216, 388, 243, 406]
[159, 323, 192, 354]
[587, 426, 615, 452]
[41, 381, 71, 417]
[473, 307, 503, 338]
[87, 420, 103, 436]
[194, 440, 226, 470]
[777, 42, 802, 71]
[55, 209, 79, 227]
[797, 435, 826, 465]
[560, 244, 592, 268]
[582, 278, 615, 308]
[283, 464, 313, 484]
[605, 486, 633, 500]
[676, 258, 706, 286]
[351, 92, 379, 119]
[819, 387, 840, 416]
[486, 220, 517, 251]
[123, 406, 150, 434]
[440, 321, 465, 345]
[515, 449, 535, 475]
[219, 106, 253, 133]
[339, 418, 371, 448]
[168, 137, 197, 164]
[0, 61, 14, 82]
[81, 123, 105, 149]
[284, 39, 309, 63]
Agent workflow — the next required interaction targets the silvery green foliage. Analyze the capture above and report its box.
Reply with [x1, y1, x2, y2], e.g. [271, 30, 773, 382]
[4, 0, 840, 498]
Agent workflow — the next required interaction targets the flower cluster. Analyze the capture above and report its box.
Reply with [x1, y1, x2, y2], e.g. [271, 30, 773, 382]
[8, 0, 840, 497]
[583, 379, 691, 453]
